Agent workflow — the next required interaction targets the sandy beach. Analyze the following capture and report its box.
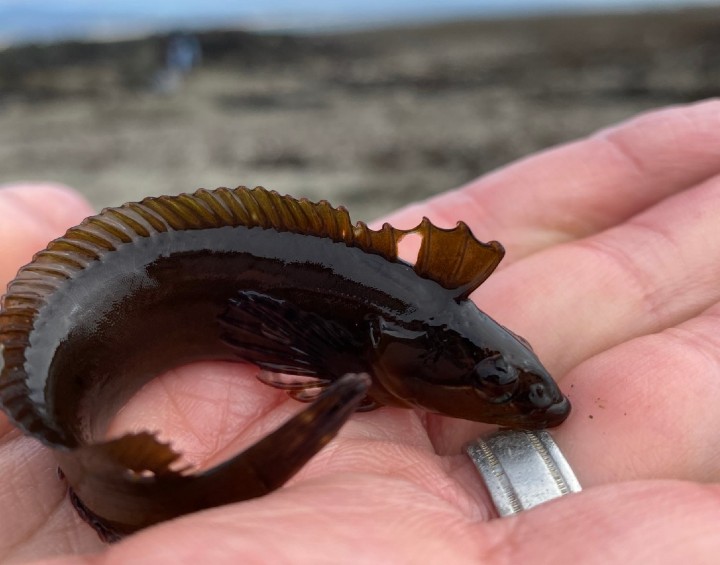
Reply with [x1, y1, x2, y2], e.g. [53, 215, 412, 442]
[1, 7, 719, 221]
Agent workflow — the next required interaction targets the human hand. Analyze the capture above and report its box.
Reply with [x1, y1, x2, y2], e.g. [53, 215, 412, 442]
[2, 100, 720, 563]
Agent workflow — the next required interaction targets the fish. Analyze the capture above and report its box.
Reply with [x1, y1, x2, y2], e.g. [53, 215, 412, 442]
[0, 186, 570, 540]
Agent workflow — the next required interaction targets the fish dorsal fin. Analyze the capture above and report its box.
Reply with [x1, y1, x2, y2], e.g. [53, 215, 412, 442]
[397, 218, 505, 299]
[354, 217, 504, 299]
[22, 186, 503, 295]
[138, 188, 503, 298]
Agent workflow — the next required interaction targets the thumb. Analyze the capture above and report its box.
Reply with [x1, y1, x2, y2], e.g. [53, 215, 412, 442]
[0, 183, 93, 289]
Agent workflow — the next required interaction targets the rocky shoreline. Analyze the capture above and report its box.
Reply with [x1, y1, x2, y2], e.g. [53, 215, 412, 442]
[1, 7, 719, 220]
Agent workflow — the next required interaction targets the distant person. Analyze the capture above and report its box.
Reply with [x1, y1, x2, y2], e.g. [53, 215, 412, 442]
[166, 32, 202, 75]
[154, 32, 202, 93]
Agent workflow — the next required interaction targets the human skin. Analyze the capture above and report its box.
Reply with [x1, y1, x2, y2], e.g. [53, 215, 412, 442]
[1, 100, 720, 564]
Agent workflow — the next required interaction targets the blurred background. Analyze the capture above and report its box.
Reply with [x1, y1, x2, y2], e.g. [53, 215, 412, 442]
[1, 0, 720, 221]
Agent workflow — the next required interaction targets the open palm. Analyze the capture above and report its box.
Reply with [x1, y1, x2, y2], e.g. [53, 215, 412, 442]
[2, 100, 720, 564]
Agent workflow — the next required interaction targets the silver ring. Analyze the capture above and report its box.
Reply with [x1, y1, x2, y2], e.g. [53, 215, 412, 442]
[466, 429, 582, 516]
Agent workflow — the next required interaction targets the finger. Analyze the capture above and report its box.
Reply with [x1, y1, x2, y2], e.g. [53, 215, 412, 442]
[381, 99, 720, 262]
[428, 170, 720, 455]
[40, 479, 720, 564]
[43, 473, 490, 564]
[0, 185, 100, 560]
[555, 302, 720, 485]
[479, 170, 720, 377]
[499, 481, 720, 565]
[0, 183, 93, 289]
[0, 184, 93, 436]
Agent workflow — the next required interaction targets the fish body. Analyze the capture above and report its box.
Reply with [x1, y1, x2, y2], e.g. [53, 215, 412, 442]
[0, 186, 569, 539]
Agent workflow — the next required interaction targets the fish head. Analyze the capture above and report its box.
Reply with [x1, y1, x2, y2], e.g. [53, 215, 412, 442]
[370, 307, 570, 429]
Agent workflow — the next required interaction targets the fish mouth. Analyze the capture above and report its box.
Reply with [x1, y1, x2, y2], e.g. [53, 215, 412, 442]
[511, 367, 572, 429]
[511, 394, 571, 429]
[487, 386, 571, 429]
[536, 395, 571, 427]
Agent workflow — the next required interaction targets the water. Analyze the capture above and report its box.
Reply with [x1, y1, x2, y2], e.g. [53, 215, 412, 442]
[1, 0, 717, 44]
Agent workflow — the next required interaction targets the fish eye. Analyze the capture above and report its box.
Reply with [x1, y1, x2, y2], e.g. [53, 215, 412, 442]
[471, 355, 519, 403]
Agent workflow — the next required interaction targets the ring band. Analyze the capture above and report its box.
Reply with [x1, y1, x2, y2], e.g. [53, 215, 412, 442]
[466, 429, 582, 516]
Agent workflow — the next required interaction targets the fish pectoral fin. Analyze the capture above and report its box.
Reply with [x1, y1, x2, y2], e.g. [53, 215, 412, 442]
[257, 370, 331, 391]
[259, 369, 381, 411]
[219, 290, 366, 379]
[258, 369, 332, 398]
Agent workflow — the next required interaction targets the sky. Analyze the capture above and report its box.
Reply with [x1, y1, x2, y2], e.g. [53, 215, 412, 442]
[1, 0, 719, 44]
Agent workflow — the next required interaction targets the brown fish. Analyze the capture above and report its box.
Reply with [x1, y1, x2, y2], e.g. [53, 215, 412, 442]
[0, 186, 569, 540]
